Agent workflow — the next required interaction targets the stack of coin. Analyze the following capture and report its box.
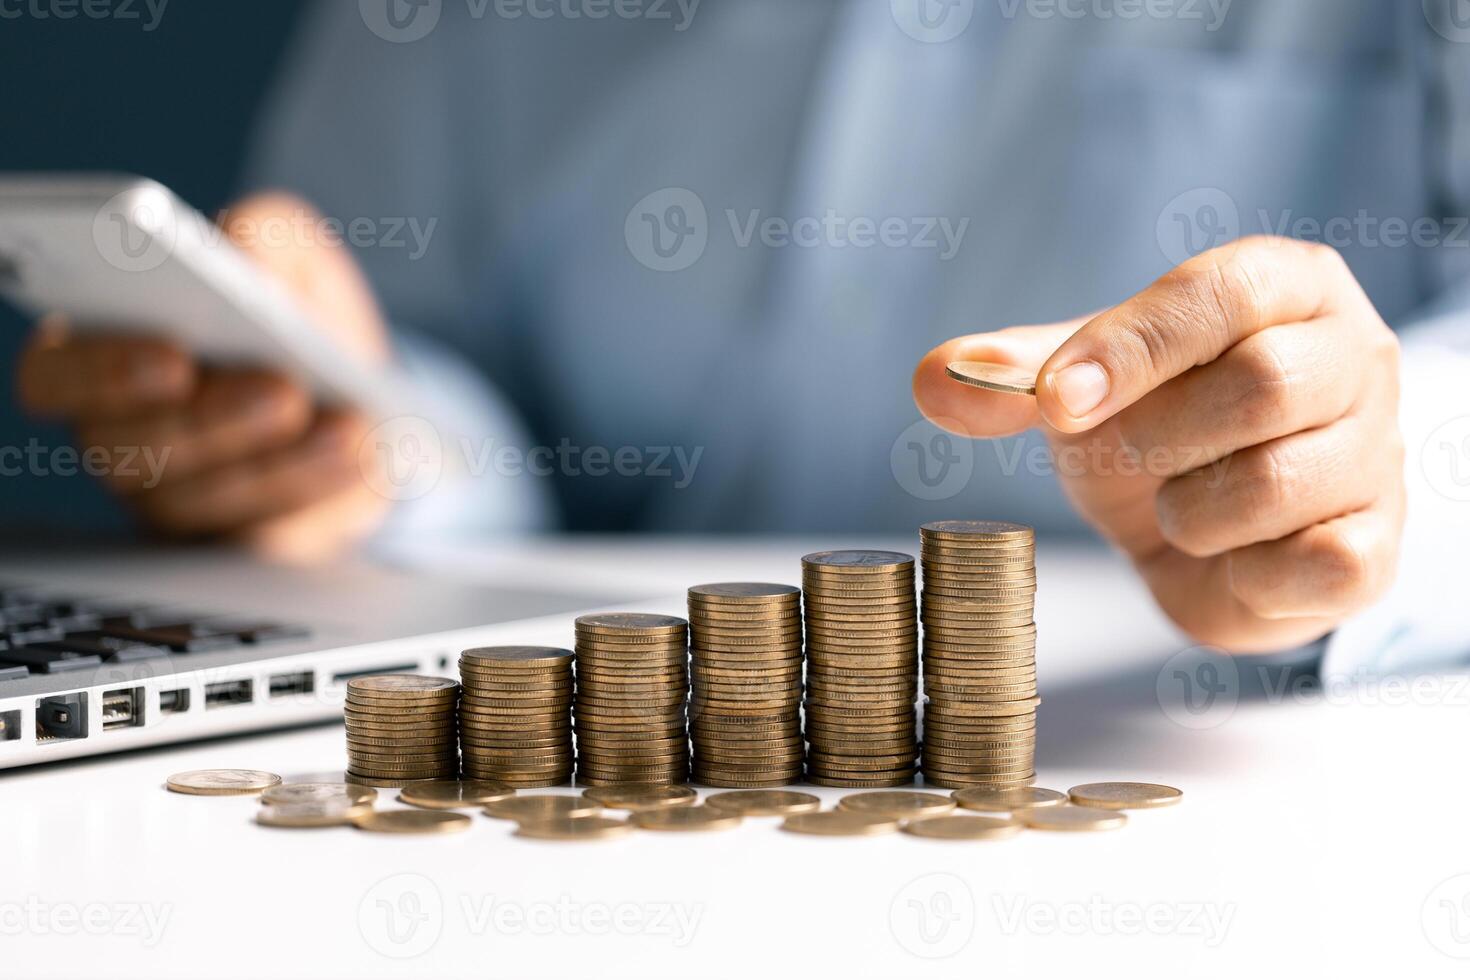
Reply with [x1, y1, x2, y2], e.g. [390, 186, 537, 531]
[918, 520, 1038, 790]
[458, 646, 574, 787]
[801, 551, 919, 788]
[343, 675, 460, 787]
[573, 614, 690, 786]
[687, 583, 804, 787]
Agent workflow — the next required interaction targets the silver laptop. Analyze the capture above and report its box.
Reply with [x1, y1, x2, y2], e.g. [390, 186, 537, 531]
[0, 543, 610, 770]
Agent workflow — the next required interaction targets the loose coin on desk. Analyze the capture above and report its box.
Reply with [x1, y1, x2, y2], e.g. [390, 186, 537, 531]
[781, 811, 902, 837]
[515, 816, 633, 841]
[837, 791, 956, 819]
[945, 361, 1038, 396]
[704, 790, 821, 816]
[257, 800, 373, 828]
[166, 769, 282, 796]
[631, 806, 742, 832]
[902, 815, 1023, 841]
[1017, 806, 1127, 832]
[582, 784, 697, 811]
[484, 795, 601, 821]
[351, 809, 472, 835]
[262, 782, 377, 807]
[400, 780, 516, 809]
[1068, 782, 1183, 810]
[952, 786, 1066, 812]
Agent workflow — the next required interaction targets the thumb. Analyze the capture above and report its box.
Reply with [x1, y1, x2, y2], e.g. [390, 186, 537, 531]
[913, 320, 1083, 439]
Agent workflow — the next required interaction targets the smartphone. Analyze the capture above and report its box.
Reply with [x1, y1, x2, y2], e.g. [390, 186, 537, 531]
[0, 174, 413, 419]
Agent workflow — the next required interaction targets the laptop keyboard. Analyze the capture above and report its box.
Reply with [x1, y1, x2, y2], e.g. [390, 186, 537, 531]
[0, 586, 309, 677]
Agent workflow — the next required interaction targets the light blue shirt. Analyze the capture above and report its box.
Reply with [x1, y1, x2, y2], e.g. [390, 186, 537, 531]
[244, 0, 1470, 672]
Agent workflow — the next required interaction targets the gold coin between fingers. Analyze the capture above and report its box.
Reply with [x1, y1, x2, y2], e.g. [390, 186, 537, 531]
[166, 769, 282, 796]
[351, 809, 471, 834]
[1018, 805, 1127, 832]
[1068, 782, 1183, 810]
[902, 815, 1023, 841]
[399, 780, 517, 809]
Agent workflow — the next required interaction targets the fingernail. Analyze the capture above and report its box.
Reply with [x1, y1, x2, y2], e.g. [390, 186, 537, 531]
[1051, 361, 1109, 419]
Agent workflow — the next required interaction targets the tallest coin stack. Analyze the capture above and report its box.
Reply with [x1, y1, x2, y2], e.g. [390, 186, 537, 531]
[917, 521, 1039, 790]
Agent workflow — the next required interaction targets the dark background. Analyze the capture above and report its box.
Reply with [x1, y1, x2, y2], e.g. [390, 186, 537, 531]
[0, 2, 304, 527]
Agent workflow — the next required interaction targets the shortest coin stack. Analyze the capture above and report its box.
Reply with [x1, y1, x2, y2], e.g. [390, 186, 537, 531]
[574, 614, 690, 787]
[344, 675, 460, 787]
[459, 646, 575, 788]
[687, 583, 804, 787]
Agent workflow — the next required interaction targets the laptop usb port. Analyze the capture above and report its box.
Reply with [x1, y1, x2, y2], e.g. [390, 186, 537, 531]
[159, 688, 189, 714]
[102, 688, 144, 730]
[204, 679, 253, 708]
[268, 670, 314, 698]
[35, 693, 88, 742]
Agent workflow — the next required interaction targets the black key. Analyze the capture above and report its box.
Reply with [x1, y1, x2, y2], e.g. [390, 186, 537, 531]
[0, 665, 28, 682]
[0, 648, 102, 673]
[47, 611, 103, 632]
[100, 622, 240, 653]
[6, 625, 65, 646]
[39, 633, 170, 663]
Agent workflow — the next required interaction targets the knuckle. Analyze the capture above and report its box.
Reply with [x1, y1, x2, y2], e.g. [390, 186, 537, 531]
[1230, 338, 1295, 428]
[1232, 443, 1289, 527]
[1308, 526, 1373, 608]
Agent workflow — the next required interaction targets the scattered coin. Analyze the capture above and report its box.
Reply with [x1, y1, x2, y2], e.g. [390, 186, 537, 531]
[582, 784, 697, 811]
[399, 779, 516, 809]
[514, 816, 633, 841]
[902, 815, 1022, 841]
[703, 790, 821, 816]
[166, 769, 282, 796]
[837, 791, 957, 819]
[1068, 782, 1183, 810]
[780, 810, 901, 837]
[257, 800, 373, 828]
[1017, 805, 1127, 832]
[952, 786, 1066, 812]
[261, 782, 377, 807]
[945, 361, 1038, 395]
[483, 794, 601, 821]
[351, 809, 472, 834]
[631, 806, 743, 832]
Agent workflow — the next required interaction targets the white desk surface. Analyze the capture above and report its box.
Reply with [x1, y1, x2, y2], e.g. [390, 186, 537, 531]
[5, 537, 1467, 979]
